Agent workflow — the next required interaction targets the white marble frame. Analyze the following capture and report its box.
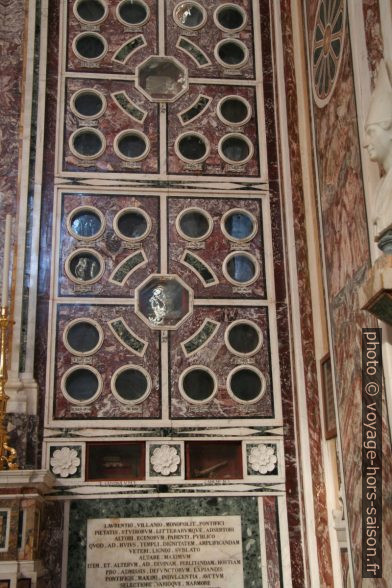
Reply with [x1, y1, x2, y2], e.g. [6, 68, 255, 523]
[243, 438, 285, 483]
[0, 509, 11, 553]
[44, 186, 282, 429]
[146, 441, 185, 481]
[55, 0, 268, 183]
[43, 441, 85, 486]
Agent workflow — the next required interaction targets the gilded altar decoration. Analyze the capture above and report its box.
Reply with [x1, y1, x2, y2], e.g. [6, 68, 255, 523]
[248, 444, 277, 474]
[150, 445, 180, 476]
[0, 215, 18, 470]
[50, 447, 81, 477]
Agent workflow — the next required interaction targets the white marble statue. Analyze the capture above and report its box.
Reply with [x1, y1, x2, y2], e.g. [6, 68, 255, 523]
[365, 60, 392, 252]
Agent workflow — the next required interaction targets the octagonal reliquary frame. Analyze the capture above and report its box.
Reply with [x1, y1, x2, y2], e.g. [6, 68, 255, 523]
[135, 55, 189, 103]
[135, 273, 194, 330]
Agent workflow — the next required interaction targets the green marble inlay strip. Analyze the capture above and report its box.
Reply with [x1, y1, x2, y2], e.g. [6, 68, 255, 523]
[180, 95, 211, 124]
[110, 250, 146, 285]
[67, 496, 262, 588]
[182, 319, 219, 356]
[108, 317, 147, 356]
[113, 35, 146, 63]
[178, 37, 210, 67]
[112, 91, 146, 122]
[182, 250, 218, 286]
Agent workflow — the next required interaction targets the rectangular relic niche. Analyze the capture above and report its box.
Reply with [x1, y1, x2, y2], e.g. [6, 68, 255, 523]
[185, 441, 242, 480]
[17, 581, 31, 588]
[86, 442, 145, 481]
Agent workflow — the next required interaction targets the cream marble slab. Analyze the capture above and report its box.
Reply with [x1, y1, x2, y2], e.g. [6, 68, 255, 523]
[86, 515, 243, 587]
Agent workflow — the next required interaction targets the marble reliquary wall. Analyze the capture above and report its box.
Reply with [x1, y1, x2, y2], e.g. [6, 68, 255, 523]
[33, 0, 304, 585]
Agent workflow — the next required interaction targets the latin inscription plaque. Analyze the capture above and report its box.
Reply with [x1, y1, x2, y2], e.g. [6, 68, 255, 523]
[86, 515, 244, 587]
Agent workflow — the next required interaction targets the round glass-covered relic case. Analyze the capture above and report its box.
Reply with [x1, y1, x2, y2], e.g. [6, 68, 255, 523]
[175, 132, 210, 163]
[176, 208, 213, 241]
[114, 130, 150, 161]
[217, 96, 251, 126]
[71, 89, 106, 120]
[66, 249, 104, 284]
[69, 128, 106, 160]
[223, 252, 259, 285]
[67, 206, 105, 240]
[221, 208, 257, 242]
[117, 0, 150, 26]
[214, 3, 247, 32]
[219, 133, 253, 164]
[227, 366, 266, 404]
[61, 365, 102, 405]
[173, 2, 207, 30]
[225, 320, 262, 356]
[63, 318, 103, 356]
[135, 274, 193, 330]
[215, 39, 248, 68]
[73, 0, 108, 24]
[111, 365, 151, 404]
[113, 207, 151, 242]
[179, 366, 217, 404]
[73, 32, 108, 61]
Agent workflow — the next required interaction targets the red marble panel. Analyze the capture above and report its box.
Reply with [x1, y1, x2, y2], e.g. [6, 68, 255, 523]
[63, 79, 159, 174]
[282, 0, 333, 584]
[263, 496, 281, 587]
[54, 303, 161, 419]
[0, 0, 25, 281]
[58, 193, 160, 297]
[258, 0, 305, 583]
[66, 0, 158, 74]
[305, 0, 392, 585]
[331, 285, 392, 587]
[167, 83, 260, 177]
[165, 0, 255, 80]
[308, 8, 369, 298]
[168, 196, 265, 298]
[362, 0, 383, 88]
[169, 305, 273, 419]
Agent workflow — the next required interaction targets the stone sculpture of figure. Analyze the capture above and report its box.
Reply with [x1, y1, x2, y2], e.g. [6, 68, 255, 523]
[364, 60, 392, 252]
[74, 256, 98, 281]
[148, 285, 167, 324]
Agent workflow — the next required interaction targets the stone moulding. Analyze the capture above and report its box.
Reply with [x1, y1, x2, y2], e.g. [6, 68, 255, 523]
[359, 255, 392, 324]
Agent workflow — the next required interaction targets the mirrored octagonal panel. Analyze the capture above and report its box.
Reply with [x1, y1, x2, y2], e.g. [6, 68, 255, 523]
[135, 56, 188, 102]
[135, 274, 193, 329]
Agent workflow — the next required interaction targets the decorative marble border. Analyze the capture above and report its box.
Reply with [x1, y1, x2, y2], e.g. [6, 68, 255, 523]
[0, 509, 11, 552]
[65, 496, 264, 587]
[41, 435, 287, 492]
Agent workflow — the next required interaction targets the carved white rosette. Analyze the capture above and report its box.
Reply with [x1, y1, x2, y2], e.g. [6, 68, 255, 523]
[150, 444, 180, 476]
[50, 447, 81, 478]
[248, 444, 277, 474]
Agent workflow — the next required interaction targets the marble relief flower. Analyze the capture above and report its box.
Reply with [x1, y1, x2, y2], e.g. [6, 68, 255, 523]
[248, 444, 277, 474]
[50, 447, 80, 478]
[150, 445, 180, 476]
